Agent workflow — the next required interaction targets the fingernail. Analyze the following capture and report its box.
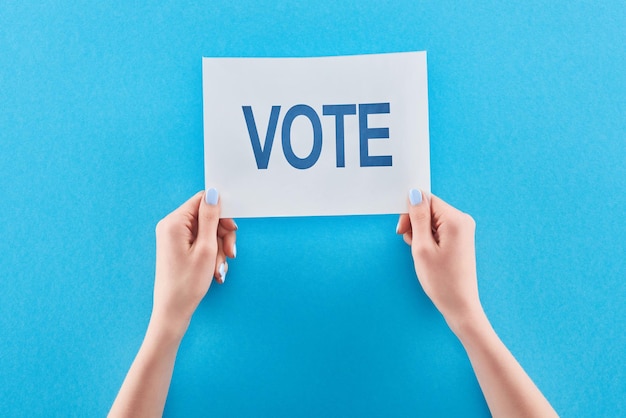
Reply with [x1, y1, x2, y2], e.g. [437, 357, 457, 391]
[206, 188, 219, 205]
[218, 262, 226, 284]
[409, 189, 422, 206]
[232, 220, 238, 230]
[232, 243, 237, 258]
[395, 219, 401, 234]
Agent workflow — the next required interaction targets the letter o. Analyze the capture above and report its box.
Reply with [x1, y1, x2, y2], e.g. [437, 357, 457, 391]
[281, 104, 322, 169]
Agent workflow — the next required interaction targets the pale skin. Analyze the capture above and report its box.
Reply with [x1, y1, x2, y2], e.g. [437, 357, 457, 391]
[396, 190, 558, 417]
[109, 190, 236, 418]
[109, 189, 557, 418]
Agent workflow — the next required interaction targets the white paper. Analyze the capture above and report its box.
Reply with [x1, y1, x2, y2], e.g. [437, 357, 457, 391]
[203, 51, 430, 218]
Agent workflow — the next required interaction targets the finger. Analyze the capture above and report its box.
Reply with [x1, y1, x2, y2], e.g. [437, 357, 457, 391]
[222, 230, 237, 258]
[407, 189, 435, 251]
[214, 261, 228, 284]
[402, 231, 412, 246]
[430, 193, 464, 222]
[157, 192, 203, 246]
[396, 213, 411, 235]
[430, 194, 474, 244]
[219, 218, 238, 232]
[213, 237, 228, 284]
[217, 223, 236, 238]
[196, 188, 221, 248]
[218, 218, 238, 239]
[165, 191, 204, 234]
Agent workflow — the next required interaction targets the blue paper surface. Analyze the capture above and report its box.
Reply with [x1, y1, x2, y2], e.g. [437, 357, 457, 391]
[0, 1, 625, 417]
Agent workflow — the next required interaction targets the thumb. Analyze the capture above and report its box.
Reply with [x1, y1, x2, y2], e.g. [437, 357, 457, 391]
[408, 189, 435, 250]
[197, 188, 221, 246]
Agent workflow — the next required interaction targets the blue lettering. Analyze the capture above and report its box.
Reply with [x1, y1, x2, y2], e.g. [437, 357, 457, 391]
[358, 103, 392, 167]
[322, 104, 357, 168]
[243, 103, 392, 170]
[242, 105, 281, 169]
[281, 104, 323, 170]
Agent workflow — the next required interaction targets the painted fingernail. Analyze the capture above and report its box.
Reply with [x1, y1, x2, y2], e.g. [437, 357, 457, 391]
[409, 189, 422, 206]
[232, 220, 238, 230]
[232, 243, 237, 258]
[206, 188, 219, 205]
[395, 219, 401, 234]
[218, 262, 226, 284]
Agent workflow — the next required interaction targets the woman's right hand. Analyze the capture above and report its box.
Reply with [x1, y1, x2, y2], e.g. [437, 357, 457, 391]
[396, 189, 483, 331]
[398, 190, 559, 417]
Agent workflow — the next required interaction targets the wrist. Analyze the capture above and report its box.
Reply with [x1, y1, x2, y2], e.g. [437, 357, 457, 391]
[443, 305, 491, 341]
[148, 311, 190, 344]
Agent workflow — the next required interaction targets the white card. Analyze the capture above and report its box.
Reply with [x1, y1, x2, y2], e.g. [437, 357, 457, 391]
[203, 51, 430, 218]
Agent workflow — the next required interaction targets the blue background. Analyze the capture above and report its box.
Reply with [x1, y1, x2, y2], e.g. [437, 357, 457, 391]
[1, 1, 624, 416]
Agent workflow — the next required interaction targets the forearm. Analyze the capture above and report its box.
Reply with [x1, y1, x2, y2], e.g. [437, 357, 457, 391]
[109, 318, 185, 418]
[449, 311, 558, 418]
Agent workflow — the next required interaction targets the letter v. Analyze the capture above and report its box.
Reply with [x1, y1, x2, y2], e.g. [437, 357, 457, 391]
[242, 105, 281, 169]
